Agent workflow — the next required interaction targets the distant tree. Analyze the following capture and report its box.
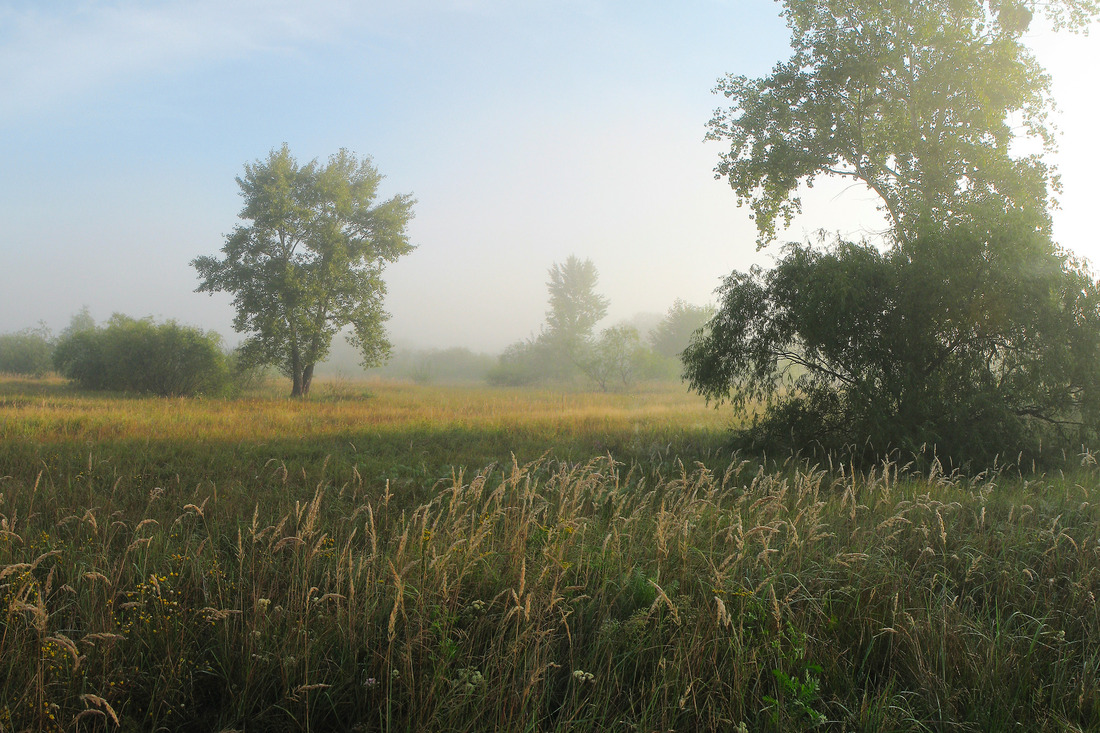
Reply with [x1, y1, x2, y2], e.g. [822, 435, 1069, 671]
[581, 325, 643, 391]
[649, 300, 714, 361]
[543, 255, 609, 368]
[0, 324, 54, 376]
[53, 315, 230, 396]
[60, 307, 96, 342]
[686, 0, 1100, 466]
[193, 145, 415, 397]
[489, 256, 617, 388]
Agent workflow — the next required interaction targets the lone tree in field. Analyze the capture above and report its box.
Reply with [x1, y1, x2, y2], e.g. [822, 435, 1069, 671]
[685, 0, 1100, 465]
[194, 145, 415, 397]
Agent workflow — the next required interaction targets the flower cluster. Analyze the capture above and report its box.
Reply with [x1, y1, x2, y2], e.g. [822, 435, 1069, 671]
[454, 668, 485, 695]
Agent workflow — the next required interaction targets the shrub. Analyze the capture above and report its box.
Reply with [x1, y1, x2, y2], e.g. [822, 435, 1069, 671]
[0, 326, 53, 376]
[486, 340, 556, 386]
[53, 314, 230, 396]
[683, 223, 1100, 467]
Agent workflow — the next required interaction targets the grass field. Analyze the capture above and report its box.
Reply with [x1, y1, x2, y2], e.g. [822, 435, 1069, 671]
[2, 376, 1100, 731]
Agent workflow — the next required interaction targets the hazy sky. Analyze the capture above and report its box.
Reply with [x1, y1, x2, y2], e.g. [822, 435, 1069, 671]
[2, 1, 1097, 352]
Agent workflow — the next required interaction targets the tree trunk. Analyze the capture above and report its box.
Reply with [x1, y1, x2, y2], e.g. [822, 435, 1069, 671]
[301, 363, 315, 398]
[288, 330, 305, 396]
[289, 338, 305, 397]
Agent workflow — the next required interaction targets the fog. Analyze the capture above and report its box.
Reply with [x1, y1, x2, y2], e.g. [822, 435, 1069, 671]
[1, 1, 1097, 354]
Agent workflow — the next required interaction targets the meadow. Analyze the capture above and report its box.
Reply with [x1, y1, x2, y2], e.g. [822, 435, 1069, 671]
[2, 376, 1099, 731]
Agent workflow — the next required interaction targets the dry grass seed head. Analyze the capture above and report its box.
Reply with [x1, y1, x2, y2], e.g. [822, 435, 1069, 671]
[78, 695, 120, 726]
[82, 571, 110, 587]
[46, 633, 80, 670]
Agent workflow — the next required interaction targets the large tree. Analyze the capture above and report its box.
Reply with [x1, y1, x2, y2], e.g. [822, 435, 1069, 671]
[193, 145, 415, 397]
[686, 0, 1100, 466]
[710, 0, 1095, 247]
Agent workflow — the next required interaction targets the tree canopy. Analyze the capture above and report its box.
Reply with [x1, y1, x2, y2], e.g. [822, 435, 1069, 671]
[686, 225, 1100, 462]
[709, 0, 1096, 247]
[193, 145, 415, 397]
[687, 0, 1100, 466]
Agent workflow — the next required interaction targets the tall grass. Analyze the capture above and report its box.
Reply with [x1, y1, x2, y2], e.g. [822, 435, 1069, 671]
[2, 379, 1099, 730]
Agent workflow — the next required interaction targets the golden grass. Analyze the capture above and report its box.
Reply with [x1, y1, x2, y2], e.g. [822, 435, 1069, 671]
[0, 376, 730, 446]
[4, 376, 1098, 731]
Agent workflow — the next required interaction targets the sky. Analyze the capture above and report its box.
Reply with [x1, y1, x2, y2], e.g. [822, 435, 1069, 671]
[1, 0, 1098, 354]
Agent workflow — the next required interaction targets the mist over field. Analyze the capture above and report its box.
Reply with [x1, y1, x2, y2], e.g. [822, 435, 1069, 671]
[1, 1, 1097, 355]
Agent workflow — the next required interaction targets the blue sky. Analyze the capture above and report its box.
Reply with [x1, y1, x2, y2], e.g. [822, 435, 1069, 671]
[1, 1, 1097, 352]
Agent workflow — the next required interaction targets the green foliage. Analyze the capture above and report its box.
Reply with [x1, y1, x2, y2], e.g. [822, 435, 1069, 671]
[490, 332, 657, 391]
[59, 306, 95, 342]
[490, 256, 612, 387]
[691, 0, 1100, 467]
[0, 324, 53, 376]
[313, 336, 497, 384]
[628, 346, 680, 382]
[193, 145, 415, 397]
[364, 346, 497, 384]
[225, 348, 272, 395]
[764, 667, 825, 728]
[52, 314, 231, 396]
[685, 223, 1100, 465]
[763, 624, 827, 727]
[492, 260, 709, 389]
[709, 0, 1095, 247]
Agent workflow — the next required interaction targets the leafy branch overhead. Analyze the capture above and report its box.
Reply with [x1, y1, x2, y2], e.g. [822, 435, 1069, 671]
[193, 145, 415, 397]
[710, 0, 1096, 248]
